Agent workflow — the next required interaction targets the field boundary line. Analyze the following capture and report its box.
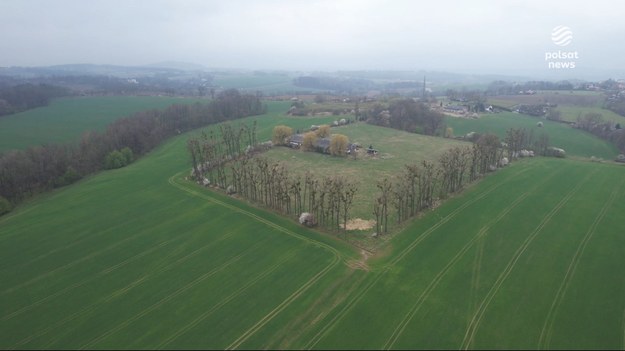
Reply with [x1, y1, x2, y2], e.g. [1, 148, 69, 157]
[16, 231, 240, 349]
[460, 170, 596, 350]
[303, 163, 537, 349]
[538, 178, 625, 349]
[155, 250, 299, 349]
[383, 189, 533, 349]
[79, 239, 265, 350]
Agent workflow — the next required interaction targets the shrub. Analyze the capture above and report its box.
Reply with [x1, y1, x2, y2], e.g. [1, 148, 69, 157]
[0, 196, 12, 216]
[272, 125, 293, 146]
[315, 125, 331, 138]
[329, 134, 349, 156]
[302, 132, 317, 152]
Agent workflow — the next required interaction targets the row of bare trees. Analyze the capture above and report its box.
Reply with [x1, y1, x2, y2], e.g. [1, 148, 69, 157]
[0, 89, 264, 213]
[188, 123, 359, 232]
[372, 131, 533, 234]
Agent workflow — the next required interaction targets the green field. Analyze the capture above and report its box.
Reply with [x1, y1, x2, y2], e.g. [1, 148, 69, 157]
[446, 112, 619, 159]
[2, 102, 625, 349]
[263, 123, 469, 222]
[0, 96, 205, 152]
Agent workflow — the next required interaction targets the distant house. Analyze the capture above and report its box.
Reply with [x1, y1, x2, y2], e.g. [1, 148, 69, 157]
[443, 105, 466, 114]
[288, 134, 305, 148]
[315, 138, 331, 153]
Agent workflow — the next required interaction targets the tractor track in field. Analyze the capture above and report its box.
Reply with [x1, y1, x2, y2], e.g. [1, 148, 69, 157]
[2, 209, 234, 323]
[168, 173, 345, 349]
[79, 239, 267, 350]
[0, 212, 191, 296]
[538, 178, 625, 349]
[15, 230, 240, 349]
[303, 163, 536, 349]
[155, 250, 299, 349]
[383, 191, 532, 349]
[460, 170, 596, 350]
[383, 163, 563, 349]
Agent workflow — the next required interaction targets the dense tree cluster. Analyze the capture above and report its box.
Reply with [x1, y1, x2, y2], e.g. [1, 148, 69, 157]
[188, 127, 358, 232]
[364, 99, 445, 135]
[0, 84, 69, 116]
[0, 89, 265, 212]
[575, 112, 625, 152]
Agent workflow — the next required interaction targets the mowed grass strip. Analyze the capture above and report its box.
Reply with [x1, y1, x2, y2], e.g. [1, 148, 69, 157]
[0, 96, 205, 151]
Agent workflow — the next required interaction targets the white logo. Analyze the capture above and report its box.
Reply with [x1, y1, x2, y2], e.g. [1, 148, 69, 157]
[551, 26, 573, 46]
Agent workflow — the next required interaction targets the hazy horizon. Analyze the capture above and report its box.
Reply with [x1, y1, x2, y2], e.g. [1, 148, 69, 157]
[2, 0, 625, 80]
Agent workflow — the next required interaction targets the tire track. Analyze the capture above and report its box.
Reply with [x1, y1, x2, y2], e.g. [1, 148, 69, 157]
[79, 239, 265, 350]
[460, 170, 595, 350]
[383, 190, 532, 349]
[2, 237, 177, 322]
[303, 163, 536, 349]
[537, 178, 624, 349]
[14, 230, 239, 348]
[155, 250, 298, 349]
[0, 214, 185, 296]
[169, 172, 345, 349]
[225, 253, 340, 350]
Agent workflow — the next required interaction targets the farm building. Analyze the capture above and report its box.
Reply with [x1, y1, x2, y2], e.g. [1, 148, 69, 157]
[288, 134, 305, 148]
[443, 105, 466, 114]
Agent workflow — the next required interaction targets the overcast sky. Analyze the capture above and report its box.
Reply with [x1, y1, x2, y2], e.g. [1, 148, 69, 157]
[1, 0, 624, 78]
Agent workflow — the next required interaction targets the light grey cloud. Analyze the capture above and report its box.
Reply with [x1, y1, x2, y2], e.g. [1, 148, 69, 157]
[1, 0, 623, 78]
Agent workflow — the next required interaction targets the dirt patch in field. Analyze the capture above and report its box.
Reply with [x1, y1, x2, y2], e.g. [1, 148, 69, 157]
[341, 218, 375, 231]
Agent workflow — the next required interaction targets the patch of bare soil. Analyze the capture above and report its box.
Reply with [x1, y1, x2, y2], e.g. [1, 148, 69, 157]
[341, 218, 375, 231]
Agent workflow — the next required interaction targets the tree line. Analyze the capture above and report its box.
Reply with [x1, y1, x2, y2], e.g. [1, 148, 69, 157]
[0, 89, 265, 214]
[371, 128, 547, 234]
[0, 83, 69, 116]
[187, 126, 358, 232]
[364, 98, 445, 135]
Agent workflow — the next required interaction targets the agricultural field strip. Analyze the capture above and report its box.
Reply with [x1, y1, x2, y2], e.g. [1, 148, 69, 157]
[167, 173, 344, 350]
[1, 208, 233, 320]
[383, 169, 558, 350]
[460, 169, 597, 350]
[303, 163, 536, 349]
[0, 209, 198, 296]
[1, 237, 177, 322]
[154, 250, 299, 349]
[537, 177, 625, 349]
[78, 237, 270, 350]
[12, 230, 239, 348]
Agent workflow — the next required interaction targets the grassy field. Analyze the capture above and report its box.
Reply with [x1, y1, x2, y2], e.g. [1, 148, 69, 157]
[487, 91, 625, 124]
[263, 123, 469, 222]
[0, 96, 205, 152]
[2, 101, 625, 349]
[304, 158, 625, 349]
[446, 112, 619, 159]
